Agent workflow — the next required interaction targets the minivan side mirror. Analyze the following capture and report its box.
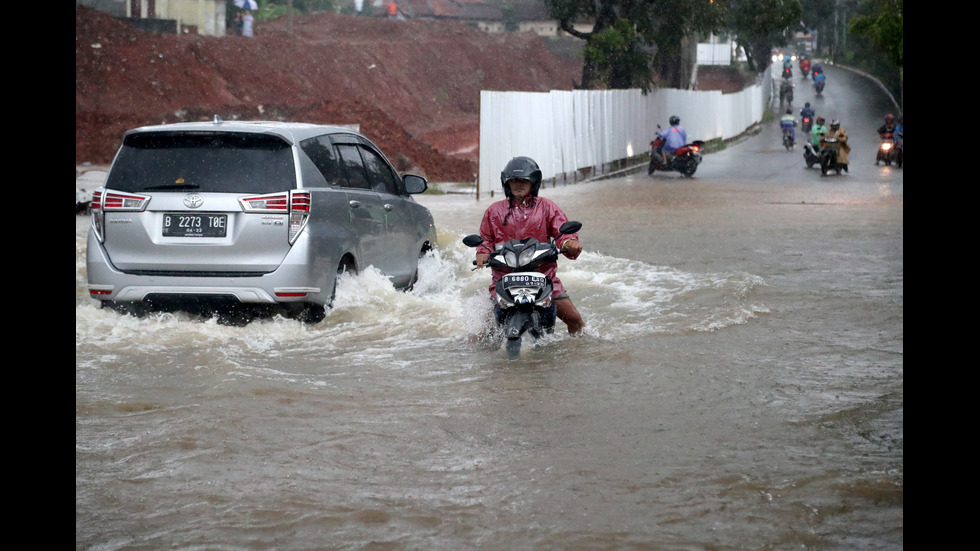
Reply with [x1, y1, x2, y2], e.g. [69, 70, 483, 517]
[403, 174, 428, 194]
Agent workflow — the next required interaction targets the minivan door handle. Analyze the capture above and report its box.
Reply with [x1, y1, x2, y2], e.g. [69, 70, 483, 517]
[348, 200, 361, 208]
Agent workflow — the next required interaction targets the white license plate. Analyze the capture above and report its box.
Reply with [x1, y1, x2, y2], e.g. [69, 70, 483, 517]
[163, 213, 227, 237]
[501, 274, 546, 287]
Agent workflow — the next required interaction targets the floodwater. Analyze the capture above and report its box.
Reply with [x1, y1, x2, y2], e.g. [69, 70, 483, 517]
[76, 64, 902, 550]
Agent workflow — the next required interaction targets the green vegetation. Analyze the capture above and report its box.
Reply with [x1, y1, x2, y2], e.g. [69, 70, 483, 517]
[225, 0, 341, 23]
[842, 0, 903, 109]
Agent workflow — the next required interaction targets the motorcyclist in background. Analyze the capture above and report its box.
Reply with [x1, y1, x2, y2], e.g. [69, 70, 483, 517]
[780, 109, 797, 142]
[799, 55, 811, 75]
[811, 116, 828, 149]
[659, 115, 687, 167]
[822, 119, 851, 173]
[877, 114, 897, 135]
[800, 102, 815, 122]
[779, 79, 794, 106]
[894, 115, 903, 149]
[811, 61, 823, 78]
[813, 70, 826, 89]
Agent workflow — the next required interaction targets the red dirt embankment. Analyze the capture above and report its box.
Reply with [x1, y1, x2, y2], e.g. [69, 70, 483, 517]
[76, 6, 745, 182]
[76, 5, 583, 182]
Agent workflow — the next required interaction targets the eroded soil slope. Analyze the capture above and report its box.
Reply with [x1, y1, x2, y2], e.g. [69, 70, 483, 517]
[76, 5, 583, 182]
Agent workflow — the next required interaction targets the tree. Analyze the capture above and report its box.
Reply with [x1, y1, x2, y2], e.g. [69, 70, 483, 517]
[799, 0, 835, 53]
[848, 0, 902, 67]
[725, 0, 803, 72]
[545, 0, 725, 91]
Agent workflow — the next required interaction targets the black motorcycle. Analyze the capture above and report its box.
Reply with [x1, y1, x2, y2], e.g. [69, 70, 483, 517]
[875, 132, 900, 166]
[803, 143, 820, 168]
[463, 221, 582, 357]
[782, 128, 795, 151]
[801, 115, 813, 134]
[819, 138, 844, 176]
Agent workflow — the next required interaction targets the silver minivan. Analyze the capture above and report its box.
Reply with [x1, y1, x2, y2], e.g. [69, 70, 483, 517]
[86, 118, 437, 323]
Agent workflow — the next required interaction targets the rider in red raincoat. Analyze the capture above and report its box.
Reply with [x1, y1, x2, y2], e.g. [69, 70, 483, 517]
[474, 156, 585, 334]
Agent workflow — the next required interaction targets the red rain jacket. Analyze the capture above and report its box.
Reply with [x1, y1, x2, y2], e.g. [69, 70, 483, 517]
[476, 196, 580, 298]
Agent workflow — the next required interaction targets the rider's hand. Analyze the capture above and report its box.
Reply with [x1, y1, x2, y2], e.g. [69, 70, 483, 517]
[560, 239, 582, 260]
[475, 253, 490, 268]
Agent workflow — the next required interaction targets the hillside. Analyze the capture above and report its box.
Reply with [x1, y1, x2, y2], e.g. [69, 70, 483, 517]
[76, 6, 745, 182]
[76, 5, 585, 182]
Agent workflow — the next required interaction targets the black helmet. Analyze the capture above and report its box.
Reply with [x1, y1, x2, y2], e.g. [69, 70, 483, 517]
[830, 119, 840, 129]
[500, 156, 543, 198]
[805, 102, 811, 108]
[669, 115, 680, 126]
[786, 109, 792, 115]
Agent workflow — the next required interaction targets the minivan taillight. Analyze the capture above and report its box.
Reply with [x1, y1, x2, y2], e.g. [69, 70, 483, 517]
[240, 190, 311, 244]
[90, 188, 150, 243]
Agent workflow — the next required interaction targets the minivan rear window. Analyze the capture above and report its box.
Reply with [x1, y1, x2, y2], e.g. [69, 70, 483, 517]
[106, 132, 295, 194]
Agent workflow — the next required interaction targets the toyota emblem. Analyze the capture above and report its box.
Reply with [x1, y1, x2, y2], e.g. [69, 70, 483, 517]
[183, 194, 204, 208]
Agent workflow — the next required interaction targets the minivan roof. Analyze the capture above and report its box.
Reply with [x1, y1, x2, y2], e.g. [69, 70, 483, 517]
[124, 118, 362, 146]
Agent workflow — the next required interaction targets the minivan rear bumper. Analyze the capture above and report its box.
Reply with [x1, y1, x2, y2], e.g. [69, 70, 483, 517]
[86, 229, 333, 306]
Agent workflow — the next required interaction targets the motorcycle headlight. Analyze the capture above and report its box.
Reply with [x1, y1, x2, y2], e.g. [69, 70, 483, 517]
[504, 251, 518, 268]
[517, 247, 537, 267]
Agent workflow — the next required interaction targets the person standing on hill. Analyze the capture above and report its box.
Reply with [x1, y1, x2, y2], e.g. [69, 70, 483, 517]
[241, 9, 254, 37]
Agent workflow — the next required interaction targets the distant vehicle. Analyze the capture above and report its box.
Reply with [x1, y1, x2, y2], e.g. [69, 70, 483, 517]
[86, 118, 437, 323]
[648, 125, 705, 177]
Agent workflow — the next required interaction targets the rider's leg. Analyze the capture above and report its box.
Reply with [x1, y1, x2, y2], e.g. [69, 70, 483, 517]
[555, 296, 585, 335]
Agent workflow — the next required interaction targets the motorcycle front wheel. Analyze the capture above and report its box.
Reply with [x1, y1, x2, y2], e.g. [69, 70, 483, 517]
[505, 337, 522, 357]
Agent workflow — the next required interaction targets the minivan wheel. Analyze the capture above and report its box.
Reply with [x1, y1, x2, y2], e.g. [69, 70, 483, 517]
[406, 244, 431, 291]
[288, 303, 325, 324]
[329, 255, 357, 303]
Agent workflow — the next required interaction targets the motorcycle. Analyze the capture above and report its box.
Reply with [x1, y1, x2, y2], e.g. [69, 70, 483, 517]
[895, 131, 903, 168]
[803, 143, 820, 168]
[462, 221, 583, 357]
[819, 137, 844, 176]
[782, 128, 795, 151]
[648, 126, 705, 177]
[801, 115, 813, 134]
[800, 59, 811, 78]
[779, 81, 794, 108]
[875, 132, 899, 166]
[814, 79, 825, 95]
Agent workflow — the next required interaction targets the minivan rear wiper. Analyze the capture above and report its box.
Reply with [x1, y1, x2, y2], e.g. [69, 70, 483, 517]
[143, 183, 201, 190]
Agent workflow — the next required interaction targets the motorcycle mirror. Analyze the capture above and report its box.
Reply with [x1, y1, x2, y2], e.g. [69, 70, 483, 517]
[558, 221, 583, 235]
[462, 235, 484, 247]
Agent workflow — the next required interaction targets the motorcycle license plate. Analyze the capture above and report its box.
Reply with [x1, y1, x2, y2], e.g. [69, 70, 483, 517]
[163, 213, 227, 238]
[500, 274, 546, 288]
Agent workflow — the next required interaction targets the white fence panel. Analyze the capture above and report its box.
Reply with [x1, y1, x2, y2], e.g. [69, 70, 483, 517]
[697, 43, 732, 66]
[477, 66, 770, 197]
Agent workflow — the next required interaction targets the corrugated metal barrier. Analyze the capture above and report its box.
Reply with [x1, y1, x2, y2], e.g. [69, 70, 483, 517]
[477, 66, 772, 198]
